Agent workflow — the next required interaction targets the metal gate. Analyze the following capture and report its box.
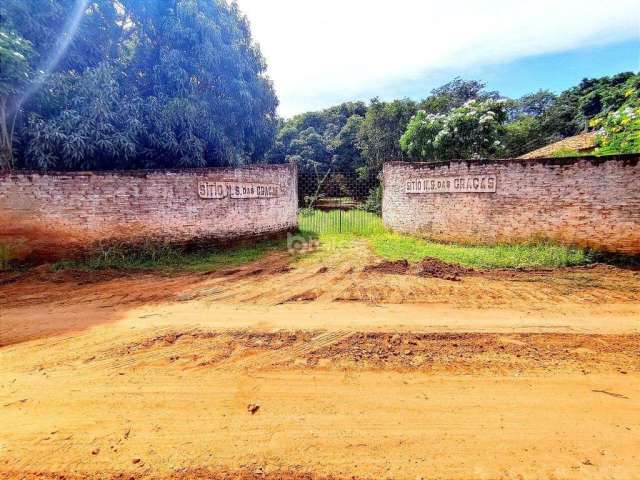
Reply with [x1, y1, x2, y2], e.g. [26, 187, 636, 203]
[297, 169, 381, 235]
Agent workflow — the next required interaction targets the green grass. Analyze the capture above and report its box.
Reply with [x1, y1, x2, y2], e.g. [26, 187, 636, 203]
[53, 240, 286, 272]
[369, 232, 595, 269]
[47, 210, 597, 272]
[298, 209, 386, 236]
[298, 209, 595, 269]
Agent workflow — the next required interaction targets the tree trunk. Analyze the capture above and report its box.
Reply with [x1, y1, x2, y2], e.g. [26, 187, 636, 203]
[0, 96, 14, 171]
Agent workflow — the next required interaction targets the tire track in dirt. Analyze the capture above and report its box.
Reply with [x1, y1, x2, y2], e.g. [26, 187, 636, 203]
[46, 329, 352, 374]
[8, 328, 637, 377]
[0, 471, 341, 480]
[214, 330, 354, 371]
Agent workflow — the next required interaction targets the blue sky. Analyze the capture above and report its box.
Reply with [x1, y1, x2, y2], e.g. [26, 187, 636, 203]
[395, 39, 640, 101]
[237, 0, 640, 117]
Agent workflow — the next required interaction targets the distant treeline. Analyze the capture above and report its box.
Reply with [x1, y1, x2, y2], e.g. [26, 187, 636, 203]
[266, 74, 639, 183]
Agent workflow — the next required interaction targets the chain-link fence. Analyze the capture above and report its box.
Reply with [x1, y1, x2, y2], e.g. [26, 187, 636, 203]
[297, 169, 382, 235]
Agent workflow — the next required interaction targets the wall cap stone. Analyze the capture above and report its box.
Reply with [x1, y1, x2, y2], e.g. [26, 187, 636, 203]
[383, 153, 639, 172]
[0, 162, 297, 179]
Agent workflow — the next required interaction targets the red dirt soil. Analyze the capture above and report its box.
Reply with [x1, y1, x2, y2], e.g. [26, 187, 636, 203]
[1, 250, 639, 479]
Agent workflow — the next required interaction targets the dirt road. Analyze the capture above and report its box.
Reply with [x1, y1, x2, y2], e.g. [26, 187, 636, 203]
[1, 250, 639, 479]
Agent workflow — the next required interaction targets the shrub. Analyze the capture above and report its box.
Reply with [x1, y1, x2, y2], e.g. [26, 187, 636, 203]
[591, 104, 640, 155]
[363, 185, 383, 214]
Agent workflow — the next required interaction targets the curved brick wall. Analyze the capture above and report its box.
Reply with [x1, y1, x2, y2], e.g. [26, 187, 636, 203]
[382, 155, 640, 254]
[0, 164, 297, 262]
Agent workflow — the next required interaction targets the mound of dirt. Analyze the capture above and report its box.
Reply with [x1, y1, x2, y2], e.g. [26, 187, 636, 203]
[417, 257, 474, 281]
[362, 257, 473, 280]
[363, 259, 409, 274]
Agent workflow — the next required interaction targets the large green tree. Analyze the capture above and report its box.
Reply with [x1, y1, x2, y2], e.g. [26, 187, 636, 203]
[1, 0, 278, 171]
[355, 98, 416, 177]
[0, 28, 32, 169]
[540, 72, 638, 140]
[419, 78, 500, 114]
[400, 99, 507, 161]
[266, 101, 367, 175]
[1, 0, 122, 73]
[264, 101, 369, 202]
[118, 0, 278, 167]
[0, 0, 124, 169]
[501, 73, 639, 157]
[502, 90, 558, 156]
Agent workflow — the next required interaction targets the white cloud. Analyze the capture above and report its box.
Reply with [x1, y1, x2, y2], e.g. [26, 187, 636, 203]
[237, 0, 640, 116]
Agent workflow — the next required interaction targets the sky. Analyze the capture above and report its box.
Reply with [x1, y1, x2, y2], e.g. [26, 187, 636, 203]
[236, 0, 640, 117]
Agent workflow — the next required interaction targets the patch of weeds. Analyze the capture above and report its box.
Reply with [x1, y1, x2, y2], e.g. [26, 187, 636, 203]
[53, 239, 287, 272]
[0, 243, 9, 271]
[0, 243, 30, 273]
[368, 232, 596, 269]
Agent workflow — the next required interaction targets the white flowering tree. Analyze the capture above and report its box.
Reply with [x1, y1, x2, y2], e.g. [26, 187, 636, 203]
[400, 99, 507, 161]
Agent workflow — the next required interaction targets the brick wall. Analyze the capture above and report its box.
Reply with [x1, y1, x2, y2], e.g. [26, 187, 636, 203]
[382, 155, 640, 254]
[0, 164, 297, 262]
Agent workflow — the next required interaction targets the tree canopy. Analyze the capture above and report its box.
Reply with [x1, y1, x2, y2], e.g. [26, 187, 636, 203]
[0, 1, 637, 174]
[1, 0, 278, 171]
[356, 98, 417, 177]
[272, 74, 639, 172]
[265, 101, 368, 175]
[590, 75, 640, 155]
[400, 99, 507, 161]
